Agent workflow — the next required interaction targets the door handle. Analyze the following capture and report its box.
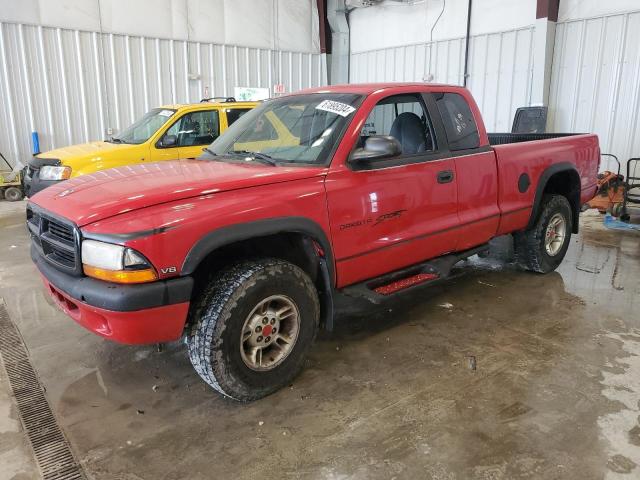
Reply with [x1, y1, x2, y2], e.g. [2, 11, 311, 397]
[437, 170, 454, 184]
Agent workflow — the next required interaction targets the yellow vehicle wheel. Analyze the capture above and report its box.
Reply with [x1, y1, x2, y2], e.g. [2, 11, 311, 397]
[4, 186, 23, 202]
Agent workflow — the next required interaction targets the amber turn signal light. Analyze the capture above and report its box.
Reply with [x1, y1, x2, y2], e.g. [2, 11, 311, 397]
[83, 265, 158, 284]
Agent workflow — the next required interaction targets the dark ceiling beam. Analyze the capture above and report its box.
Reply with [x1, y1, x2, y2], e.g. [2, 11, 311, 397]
[317, 0, 330, 54]
[536, 0, 560, 22]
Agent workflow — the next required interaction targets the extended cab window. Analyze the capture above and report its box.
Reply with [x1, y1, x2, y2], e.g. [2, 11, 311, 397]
[360, 94, 436, 154]
[435, 93, 480, 151]
[163, 110, 220, 147]
[225, 108, 252, 126]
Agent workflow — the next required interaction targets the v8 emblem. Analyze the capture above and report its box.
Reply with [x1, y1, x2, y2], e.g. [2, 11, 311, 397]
[161, 266, 177, 274]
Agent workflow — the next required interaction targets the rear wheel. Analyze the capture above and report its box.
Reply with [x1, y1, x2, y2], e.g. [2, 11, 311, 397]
[187, 259, 319, 401]
[515, 194, 573, 273]
[4, 186, 23, 201]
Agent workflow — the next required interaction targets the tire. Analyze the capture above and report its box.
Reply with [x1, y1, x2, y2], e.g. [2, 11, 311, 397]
[514, 194, 573, 273]
[187, 259, 320, 401]
[4, 186, 23, 202]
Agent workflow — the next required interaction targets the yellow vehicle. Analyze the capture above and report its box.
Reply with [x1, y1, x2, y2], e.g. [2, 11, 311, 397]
[24, 98, 258, 196]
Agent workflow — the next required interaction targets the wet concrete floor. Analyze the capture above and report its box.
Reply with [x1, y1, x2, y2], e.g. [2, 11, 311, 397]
[0, 200, 639, 480]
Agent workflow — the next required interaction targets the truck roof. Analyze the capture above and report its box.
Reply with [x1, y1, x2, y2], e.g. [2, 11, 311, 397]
[297, 82, 462, 95]
[158, 101, 259, 110]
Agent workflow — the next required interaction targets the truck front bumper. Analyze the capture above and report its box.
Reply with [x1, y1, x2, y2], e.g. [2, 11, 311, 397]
[32, 245, 193, 344]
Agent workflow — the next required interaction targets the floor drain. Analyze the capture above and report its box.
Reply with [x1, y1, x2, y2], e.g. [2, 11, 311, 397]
[0, 303, 86, 480]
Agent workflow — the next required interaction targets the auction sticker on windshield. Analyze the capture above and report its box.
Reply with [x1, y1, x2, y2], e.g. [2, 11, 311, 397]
[315, 100, 356, 117]
[159, 109, 175, 117]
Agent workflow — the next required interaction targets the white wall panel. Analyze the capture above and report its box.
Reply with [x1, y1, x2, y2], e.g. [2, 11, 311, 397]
[558, 0, 640, 22]
[548, 10, 640, 172]
[350, 27, 535, 133]
[0, 0, 321, 53]
[0, 21, 327, 166]
[349, 0, 536, 53]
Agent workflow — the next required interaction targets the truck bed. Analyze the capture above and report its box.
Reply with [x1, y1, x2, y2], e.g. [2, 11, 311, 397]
[489, 133, 600, 236]
[488, 132, 581, 146]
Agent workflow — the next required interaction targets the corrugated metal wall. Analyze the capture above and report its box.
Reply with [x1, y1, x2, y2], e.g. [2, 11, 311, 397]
[350, 10, 640, 174]
[350, 27, 535, 133]
[548, 10, 640, 172]
[0, 21, 327, 166]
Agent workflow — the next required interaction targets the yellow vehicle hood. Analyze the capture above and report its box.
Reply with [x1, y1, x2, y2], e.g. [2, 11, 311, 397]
[37, 142, 139, 174]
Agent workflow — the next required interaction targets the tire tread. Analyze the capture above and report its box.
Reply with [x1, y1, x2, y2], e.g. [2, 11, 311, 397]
[187, 259, 318, 401]
[514, 194, 572, 273]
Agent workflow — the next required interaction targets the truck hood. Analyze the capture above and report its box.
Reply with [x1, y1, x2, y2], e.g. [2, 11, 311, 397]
[36, 142, 139, 171]
[29, 159, 327, 226]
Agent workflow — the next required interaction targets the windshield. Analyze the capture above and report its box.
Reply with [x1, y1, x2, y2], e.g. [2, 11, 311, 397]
[111, 108, 176, 144]
[205, 94, 362, 165]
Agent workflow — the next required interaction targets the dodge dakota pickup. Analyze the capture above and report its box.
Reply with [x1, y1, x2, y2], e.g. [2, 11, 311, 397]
[27, 83, 599, 401]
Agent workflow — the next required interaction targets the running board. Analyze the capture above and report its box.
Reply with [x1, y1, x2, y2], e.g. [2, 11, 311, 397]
[340, 245, 489, 303]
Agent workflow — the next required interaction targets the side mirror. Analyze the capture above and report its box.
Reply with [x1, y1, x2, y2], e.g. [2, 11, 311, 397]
[160, 135, 178, 147]
[351, 135, 402, 162]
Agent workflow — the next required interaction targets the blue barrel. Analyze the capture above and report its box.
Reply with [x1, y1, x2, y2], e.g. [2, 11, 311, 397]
[31, 131, 40, 155]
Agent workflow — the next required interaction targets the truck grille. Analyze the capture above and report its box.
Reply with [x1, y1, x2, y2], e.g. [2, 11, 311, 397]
[47, 221, 74, 243]
[27, 206, 81, 275]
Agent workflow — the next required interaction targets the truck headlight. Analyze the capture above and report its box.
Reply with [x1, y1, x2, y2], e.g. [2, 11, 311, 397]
[39, 165, 72, 181]
[81, 240, 158, 284]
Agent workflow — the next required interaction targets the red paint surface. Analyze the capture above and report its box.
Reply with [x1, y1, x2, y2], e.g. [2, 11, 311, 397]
[30, 83, 600, 344]
[42, 275, 189, 344]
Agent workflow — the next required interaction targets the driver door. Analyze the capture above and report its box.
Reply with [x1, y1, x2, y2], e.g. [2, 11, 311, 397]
[150, 110, 220, 161]
[325, 92, 460, 287]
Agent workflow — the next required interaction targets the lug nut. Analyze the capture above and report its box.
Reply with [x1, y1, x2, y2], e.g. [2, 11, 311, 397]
[257, 336, 263, 342]
[255, 326, 262, 333]
[265, 336, 271, 342]
[262, 318, 268, 325]
[272, 328, 277, 334]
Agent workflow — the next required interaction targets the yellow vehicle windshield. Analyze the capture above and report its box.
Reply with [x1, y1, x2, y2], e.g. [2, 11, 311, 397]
[108, 108, 177, 144]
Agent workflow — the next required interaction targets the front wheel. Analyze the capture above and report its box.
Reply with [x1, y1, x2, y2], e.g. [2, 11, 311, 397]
[187, 259, 319, 401]
[514, 194, 573, 273]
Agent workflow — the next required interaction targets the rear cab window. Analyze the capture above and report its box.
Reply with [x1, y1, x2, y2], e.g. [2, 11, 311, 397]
[225, 108, 252, 126]
[435, 92, 480, 151]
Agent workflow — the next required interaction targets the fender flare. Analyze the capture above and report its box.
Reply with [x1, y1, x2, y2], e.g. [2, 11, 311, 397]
[180, 216, 335, 282]
[527, 162, 581, 233]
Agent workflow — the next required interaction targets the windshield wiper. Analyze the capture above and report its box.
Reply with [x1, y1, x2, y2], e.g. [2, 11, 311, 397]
[105, 137, 122, 144]
[226, 150, 278, 166]
[202, 147, 217, 157]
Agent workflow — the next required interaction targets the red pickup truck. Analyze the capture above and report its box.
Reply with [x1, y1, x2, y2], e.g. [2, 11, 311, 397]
[28, 83, 599, 401]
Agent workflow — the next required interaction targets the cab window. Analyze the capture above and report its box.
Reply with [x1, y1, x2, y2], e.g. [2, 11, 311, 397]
[162, 110, 220, 147]
[360, 94, 436, 154]
[225, 108, 252, 126]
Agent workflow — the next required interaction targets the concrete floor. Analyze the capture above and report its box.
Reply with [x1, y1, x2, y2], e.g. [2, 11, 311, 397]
[0, 200, 639, 480]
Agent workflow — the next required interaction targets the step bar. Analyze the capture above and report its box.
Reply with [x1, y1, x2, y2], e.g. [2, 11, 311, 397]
[340, 244, 489, 303]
